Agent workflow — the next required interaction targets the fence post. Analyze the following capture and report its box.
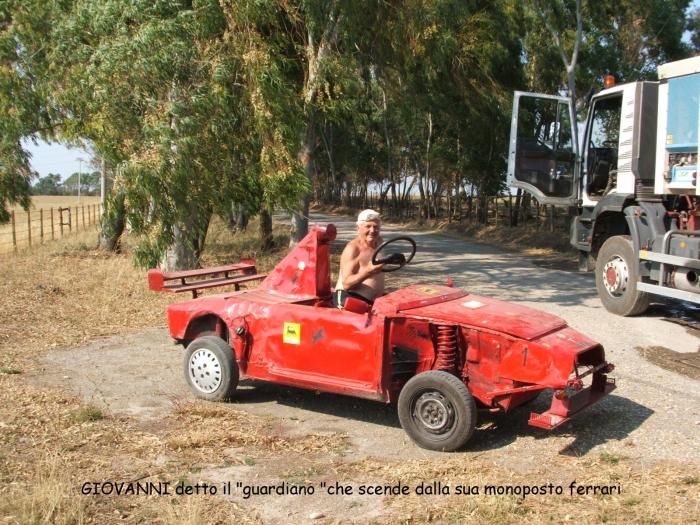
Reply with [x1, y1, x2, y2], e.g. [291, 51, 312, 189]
[494, 197, 499, 227]
[27, 209, 31, 247]
[549, 205, 554, 232]
[59, 207, 64, 236]
[75, 206, 78, 231]
[508, 195, 513, 227]
[11, 211, 17, 253]
[40, 209, 44, 244]
[82, 205, 86, 231]
[50, 208, 55, 240]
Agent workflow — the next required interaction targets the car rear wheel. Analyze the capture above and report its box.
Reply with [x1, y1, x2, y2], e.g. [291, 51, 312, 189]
[398, 371, 477, 451]
[183, 336, 239, 401]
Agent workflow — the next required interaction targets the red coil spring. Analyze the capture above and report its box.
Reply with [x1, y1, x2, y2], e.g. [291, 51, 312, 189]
[434, 324, 458, 372]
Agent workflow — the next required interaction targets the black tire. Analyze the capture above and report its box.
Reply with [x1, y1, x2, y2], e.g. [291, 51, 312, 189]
[183, 336, 239, 401]
[398, 371, 477, 452]
[595, 235, 650, 316]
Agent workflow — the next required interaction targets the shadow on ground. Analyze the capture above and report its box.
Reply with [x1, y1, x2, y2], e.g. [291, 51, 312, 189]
[230, 380, 653, 455]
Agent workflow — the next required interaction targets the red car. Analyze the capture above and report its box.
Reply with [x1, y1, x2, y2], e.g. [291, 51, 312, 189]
[149, 224, 615, 451]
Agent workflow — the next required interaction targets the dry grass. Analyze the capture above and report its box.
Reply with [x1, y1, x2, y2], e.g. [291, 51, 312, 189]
[0, 454, 90, 525]
[0, 232, 171, 367]
[443, 221, 574, 255]
[1, 196, 102, 254]
[166, 401, 349, 457]
[151, 496, 255, 525]
[13, 196, 102, 211]
[337, 456, 699, 524]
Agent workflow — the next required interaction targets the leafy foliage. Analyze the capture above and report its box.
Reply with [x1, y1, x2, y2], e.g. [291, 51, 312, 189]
[0, 0, 695, 264]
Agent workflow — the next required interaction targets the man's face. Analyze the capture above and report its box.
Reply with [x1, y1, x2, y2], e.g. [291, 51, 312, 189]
[357, 219, 381, 247]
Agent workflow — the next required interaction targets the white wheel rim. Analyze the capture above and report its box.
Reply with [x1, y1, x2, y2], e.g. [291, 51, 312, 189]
[188, 348, 222, 393]
[603, 255, 629, 296]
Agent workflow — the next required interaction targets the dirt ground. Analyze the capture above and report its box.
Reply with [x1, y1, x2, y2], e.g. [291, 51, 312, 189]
[15, 212, 698, 524]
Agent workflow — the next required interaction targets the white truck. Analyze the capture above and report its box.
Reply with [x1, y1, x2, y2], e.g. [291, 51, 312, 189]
[507, 56, 700, 316]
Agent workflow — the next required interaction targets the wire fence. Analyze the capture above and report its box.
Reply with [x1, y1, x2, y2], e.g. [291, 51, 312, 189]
[2, 193, 569, 255]
[0, 204, 102, 254]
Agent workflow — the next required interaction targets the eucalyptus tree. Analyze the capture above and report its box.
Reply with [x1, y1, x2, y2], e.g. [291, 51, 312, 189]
[371, 0, 522, 217]
[522, 0, 691, 104]
[0, 0, 56, 222]
[48, 0, 310, 268]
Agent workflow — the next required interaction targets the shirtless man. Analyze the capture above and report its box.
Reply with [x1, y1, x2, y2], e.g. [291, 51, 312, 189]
[333, 209, 385, 309]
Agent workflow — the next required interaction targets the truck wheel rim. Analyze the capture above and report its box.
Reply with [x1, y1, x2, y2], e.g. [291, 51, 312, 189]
[414, 391, 454, 433]
[602, 256, 628, 296]
[188, 348, 222, 393]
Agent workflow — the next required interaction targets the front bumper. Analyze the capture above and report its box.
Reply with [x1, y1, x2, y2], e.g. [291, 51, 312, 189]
[528, 374, 616, 430]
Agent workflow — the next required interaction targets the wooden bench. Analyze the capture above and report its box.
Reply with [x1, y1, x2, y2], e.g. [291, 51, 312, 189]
[148, 259, 266, 298]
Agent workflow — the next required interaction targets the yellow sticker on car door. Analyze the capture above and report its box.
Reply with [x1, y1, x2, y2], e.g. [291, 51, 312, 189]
[283, 322, 301, 345]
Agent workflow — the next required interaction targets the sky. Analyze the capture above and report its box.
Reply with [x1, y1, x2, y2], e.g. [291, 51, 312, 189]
[24, 1, 700, 183]
[23, 139, 92, 181]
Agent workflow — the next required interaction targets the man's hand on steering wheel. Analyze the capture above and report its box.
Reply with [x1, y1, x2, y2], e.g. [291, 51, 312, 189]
[371, 236, 417, 273]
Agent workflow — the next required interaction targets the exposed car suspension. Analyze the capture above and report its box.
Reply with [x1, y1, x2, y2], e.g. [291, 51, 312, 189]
[435, 324, 458, 372]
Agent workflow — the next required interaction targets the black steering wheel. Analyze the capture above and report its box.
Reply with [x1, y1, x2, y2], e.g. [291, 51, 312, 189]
[371, 236, 417, 272]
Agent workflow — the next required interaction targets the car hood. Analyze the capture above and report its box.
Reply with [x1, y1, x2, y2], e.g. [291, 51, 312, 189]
[375, 285, 567, 341]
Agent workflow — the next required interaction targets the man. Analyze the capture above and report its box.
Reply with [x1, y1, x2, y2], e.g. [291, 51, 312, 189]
[333, 209, 385, 309]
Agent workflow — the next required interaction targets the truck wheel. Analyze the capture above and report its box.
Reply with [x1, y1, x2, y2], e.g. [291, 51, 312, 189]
[183, 336, 239, 401]
[595, 235, 650, 316]
[398, 371, 476, 452]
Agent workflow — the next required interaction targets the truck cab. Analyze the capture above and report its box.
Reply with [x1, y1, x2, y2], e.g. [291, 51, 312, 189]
[508, 56, 700, 316]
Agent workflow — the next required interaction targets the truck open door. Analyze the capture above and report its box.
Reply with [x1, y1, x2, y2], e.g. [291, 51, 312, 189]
[507, 92, 578, 205]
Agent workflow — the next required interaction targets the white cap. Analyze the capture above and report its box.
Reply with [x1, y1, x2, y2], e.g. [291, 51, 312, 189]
[357, 209, 381, 225]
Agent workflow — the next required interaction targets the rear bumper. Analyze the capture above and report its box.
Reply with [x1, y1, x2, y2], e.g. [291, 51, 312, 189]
[528, 375, 616, 430]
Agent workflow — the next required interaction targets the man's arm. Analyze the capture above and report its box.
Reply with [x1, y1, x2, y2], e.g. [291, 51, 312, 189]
[339, 242, 383, 290]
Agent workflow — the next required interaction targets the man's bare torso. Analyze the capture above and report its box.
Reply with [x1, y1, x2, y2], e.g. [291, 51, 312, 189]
[335, 236, 385, 301]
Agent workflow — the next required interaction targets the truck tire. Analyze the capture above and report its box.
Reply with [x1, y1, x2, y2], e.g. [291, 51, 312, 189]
[398, 371, 477, 452]
[595, 235, 650, 316]
[183, 336, 239, 401]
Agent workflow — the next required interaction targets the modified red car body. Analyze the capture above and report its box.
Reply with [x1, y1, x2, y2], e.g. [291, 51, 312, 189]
[149, 224, 616, 451]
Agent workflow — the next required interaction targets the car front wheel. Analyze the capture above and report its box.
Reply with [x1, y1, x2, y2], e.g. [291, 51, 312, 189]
[398, 371, 477, 451]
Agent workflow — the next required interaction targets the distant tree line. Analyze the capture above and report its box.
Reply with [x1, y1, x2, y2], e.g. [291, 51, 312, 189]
[31, 172, 102, 196]
[1, 0, 696, 269]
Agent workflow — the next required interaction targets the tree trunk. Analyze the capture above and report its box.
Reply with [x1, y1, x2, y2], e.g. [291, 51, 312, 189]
[99, 187, 126, 252]
[160, 208, 211, 272]
[161, 224, 199, 272]
[512, 188, 522, 226]
[259, 205, 273, 251]
[291, 116, 314, 245]
[291, 4, 341, 246]
[424, 112, 433, 219]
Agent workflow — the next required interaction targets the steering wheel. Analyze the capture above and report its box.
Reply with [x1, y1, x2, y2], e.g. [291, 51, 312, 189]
[371, 236, 417, 273]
